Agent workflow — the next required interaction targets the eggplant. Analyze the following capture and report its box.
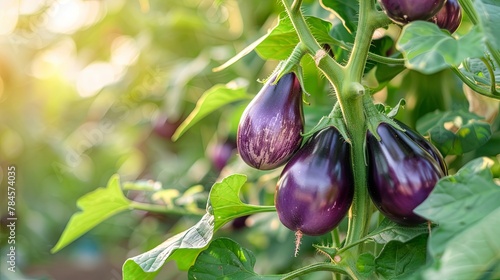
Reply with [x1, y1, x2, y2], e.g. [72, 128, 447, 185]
[275, 126, 353, 236]
[379, 0, 446, 25]
[395, 119, 448, 175]
[366, 122, 446, 226]
[429, 0, 462, 33]
[208, 139, 236, 172]
[237, 72, 304, 170]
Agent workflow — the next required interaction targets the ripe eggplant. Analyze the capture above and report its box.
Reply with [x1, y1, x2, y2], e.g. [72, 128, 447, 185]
[237, 72, 304, 170]
[366, 122, 446, 226]
[395, 119, 448, 175]
[429, 0, 462, 33]
[379, 0, 446, 25]
[275, 126, 353, 236]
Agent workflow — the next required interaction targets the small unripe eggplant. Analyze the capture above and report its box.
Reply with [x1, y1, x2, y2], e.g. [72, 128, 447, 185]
[379, 0, 446, 25]
[208, 139, 237, 172]
[275, 126, 354, 237]
[237, 72, 304, 170]
[428, 0, 462, 33]
[366, 122, 446, 226]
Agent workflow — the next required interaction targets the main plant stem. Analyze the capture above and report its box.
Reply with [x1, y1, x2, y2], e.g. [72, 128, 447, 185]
[342, 0, 378, 248]
[283, 0, 380, 261]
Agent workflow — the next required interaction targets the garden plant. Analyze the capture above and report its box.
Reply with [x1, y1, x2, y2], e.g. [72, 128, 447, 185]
[51, 0, 500, 279]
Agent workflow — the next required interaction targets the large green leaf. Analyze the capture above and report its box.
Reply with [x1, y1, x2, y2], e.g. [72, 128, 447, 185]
[122, 174, 275, 279]
[416, 110, 492, 155]
[188, 238, 281, 280]
[51, 175, 131, 253]
[473, 0, 500, 50]
[375, 235, 428, 280]
[172, 84, 251, 140]
[414, 157, 500, 278]
[397, 21, 484, 74]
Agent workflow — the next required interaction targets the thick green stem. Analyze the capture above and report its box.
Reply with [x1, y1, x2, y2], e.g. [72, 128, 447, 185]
[281, 0, 344, 88]
[281, 0, 383, 277]
[341, 0, 378, 248]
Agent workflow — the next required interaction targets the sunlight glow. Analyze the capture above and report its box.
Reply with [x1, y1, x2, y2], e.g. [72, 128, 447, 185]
[0, 0, 19, 35]
[44, 0, 104, 34]
[76, 62, 122, 98]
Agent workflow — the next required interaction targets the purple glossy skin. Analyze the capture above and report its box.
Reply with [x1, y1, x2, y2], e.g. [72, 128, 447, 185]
[429, 0, 462, 33]
[237, 72, 304, 170]
[379, 0, 446, 25]
[367, 123, 446, 226]
[395, 119, 448, 175]
[275, 126, 354, 236]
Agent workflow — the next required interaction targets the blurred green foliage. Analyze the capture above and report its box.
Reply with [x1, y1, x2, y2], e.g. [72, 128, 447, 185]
[0, 0, 283, 278]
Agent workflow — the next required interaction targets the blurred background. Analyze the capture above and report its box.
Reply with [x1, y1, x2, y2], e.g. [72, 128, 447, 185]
[0, 0, 498, 280]
[0, 0, 289, 279]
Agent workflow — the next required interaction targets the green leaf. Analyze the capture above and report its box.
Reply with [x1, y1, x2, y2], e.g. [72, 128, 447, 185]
[188, 237, 281, 280]
[51, 175, 131, 253]
[474, 0, 500, 50]
[414, 157, 500, 279]
[172, 84, 251, 140]
[123, 212, 215, 279]
[367, 218, 429, 245]
[255, 14, 333, 60]
[396, 21, 484, 74]
[123, 174, 275, 278]
[209, 174, 275, 230]
[375, 235, 428, 280]
[320, 0, 358, 33]
[416, 110, 492, 155]
[356, 253, 376, 278]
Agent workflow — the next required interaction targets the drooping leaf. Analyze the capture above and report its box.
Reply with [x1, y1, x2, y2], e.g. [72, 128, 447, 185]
[414, 157, 500, 279]
[396, 21, 484, 74]
[367, 218, 429, 245]
[375, 235, 428, 280]
[122, 174, 275, 278]
[172, 84, 251, 140]
[51, 175, 131, 253]
[416, 110, 492, 155]
[320, 0, 359, 33]
[188, 238, 281, 280]
[123, 212, 215, 279]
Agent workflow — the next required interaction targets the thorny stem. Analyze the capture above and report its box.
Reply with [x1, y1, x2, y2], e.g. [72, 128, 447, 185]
[281, 0, 385, 278]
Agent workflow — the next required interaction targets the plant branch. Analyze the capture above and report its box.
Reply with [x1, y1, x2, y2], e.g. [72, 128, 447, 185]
[281, 0, 345, 88]
[279, 262, 349, 280]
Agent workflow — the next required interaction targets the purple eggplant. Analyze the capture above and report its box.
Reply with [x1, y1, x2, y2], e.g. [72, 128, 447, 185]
[395, 119, 448, 175]
[275, 126, 354, 236]
[379, 0, 446, 25]
[428, 0, 462, 33]
[208, 139, 237, 172]
[366, 122, 446, 226]
[237, 72, 304, 170]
